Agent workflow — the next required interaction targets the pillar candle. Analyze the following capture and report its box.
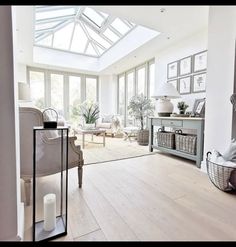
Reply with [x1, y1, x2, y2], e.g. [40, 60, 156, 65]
[43, 193, 56, 231]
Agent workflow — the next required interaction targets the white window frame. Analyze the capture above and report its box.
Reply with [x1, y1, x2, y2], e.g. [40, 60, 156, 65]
[117, 58, 155, 127]
[27, 66, 99, 120]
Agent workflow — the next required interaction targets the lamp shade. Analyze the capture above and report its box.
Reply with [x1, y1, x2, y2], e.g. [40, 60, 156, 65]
[18, 82, 31, 101]
[152, 83, 180, 99]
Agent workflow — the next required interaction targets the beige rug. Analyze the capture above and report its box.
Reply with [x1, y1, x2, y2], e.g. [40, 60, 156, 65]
[75, 134, 156, 165]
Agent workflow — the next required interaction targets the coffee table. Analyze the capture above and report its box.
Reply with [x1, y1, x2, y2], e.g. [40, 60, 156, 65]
[74, 128, 106, 149]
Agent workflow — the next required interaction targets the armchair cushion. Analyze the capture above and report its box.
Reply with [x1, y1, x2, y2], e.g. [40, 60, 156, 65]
[96, 122, 112, 129]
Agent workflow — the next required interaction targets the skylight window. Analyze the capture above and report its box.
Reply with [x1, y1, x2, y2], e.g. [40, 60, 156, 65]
[34, 6, 137, 57]
[111, 18, 130, 35]
[82, 7, 105, 28]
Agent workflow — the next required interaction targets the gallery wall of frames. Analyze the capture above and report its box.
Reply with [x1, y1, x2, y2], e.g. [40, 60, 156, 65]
[167, 50, 207, 95]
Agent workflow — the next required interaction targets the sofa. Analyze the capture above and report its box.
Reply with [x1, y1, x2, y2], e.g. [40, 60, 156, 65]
[96, 114, 122, 137]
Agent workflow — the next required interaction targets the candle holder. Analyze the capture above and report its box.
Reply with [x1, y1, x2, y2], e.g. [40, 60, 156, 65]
[32, 126, 68, 241]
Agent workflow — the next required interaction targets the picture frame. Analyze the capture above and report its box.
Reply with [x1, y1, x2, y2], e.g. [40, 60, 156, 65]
[192, 72, 206, 93]
[192, 98, 205, 117]
[167, 61, 178, 79]
[193, 50, 207, 73]
[179, 56, 192, 76]
[167, 79, 178, 91]
[179, 76, 191, 95]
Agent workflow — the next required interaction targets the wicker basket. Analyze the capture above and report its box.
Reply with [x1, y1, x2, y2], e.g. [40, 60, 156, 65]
[137, 130, 149, 146]
[155, 128, 175, 149]
[175, 129, 197, 155]
[206, 152, 236, 192]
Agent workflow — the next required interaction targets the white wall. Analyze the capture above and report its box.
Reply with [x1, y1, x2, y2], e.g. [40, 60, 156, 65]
[99, 74, 117, 115]
[17, 63, 27, 83]
[202, 7, 236, 171]
[0, 6, 20, 240]
[154, 29, 208, 112]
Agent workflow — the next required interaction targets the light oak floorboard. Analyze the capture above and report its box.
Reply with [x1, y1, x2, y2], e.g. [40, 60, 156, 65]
[23, 152, 236, 241]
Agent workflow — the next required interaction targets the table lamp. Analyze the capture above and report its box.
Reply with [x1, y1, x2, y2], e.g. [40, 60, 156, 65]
[18, 82, 31, 101]
[152, 83, 181, 116]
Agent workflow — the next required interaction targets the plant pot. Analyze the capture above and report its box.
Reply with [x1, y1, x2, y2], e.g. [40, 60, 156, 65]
[83, 123, 95, 130]
[137, 130, 149, 146]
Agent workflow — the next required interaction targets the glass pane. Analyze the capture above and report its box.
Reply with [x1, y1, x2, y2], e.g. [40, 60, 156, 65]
[86, 42, 97, 56]
[69, 76, 81, 125]
[111, 18, 130, 35]
[53, 22, 74, 49]
[137, 67, 146, 95]
[71, 23, 88, 53]
[85, 24, 111, 49]
[35, 21, 62, 31]
[103, 28, 119, 43]
[126, 72, 135, 126]
[118, 75, 125, 125]
[37, 34, 52, 46]
[29, 71, 45, 110]
[95, 45, 105, 55]
[50, 74, 64, 115]
[86, 77, 97, 103]
[36, 8, 75, 20]
[83, 7, 104, 27]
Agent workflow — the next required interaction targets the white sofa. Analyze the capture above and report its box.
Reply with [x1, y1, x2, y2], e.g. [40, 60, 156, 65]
[19, 106, 84, 205]
[96, 114, 122, 137]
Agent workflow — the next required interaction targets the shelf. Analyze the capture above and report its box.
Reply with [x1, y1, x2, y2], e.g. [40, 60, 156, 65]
[152, 145, 197, 161]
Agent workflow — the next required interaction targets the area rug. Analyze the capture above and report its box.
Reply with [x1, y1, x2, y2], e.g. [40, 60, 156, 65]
[75, 134, 157, 165]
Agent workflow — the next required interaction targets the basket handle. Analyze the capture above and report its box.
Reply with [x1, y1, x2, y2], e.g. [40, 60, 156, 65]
[42, 108, 58, 122]
[175, 129, 182, 134]
[206, 151, 212, 159]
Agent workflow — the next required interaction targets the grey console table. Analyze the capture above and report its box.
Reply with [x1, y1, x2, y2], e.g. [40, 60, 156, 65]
[149, 117, 204, 168]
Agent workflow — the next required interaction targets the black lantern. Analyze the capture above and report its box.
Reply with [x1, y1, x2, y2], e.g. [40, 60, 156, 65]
[32, 126, 68, 241]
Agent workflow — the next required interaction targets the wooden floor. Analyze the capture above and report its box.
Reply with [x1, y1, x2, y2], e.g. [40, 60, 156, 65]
[23, 152, 236, 241]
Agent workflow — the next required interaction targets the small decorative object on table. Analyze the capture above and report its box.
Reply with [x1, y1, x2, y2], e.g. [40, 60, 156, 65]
[177, 101, 189, 115]
[42, 108, 58, 128]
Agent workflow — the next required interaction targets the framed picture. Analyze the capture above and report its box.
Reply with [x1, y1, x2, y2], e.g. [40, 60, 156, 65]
[179, 56, 192, 76]
[192, 72, 206, 93]
[193, 50, 207, 73]
[192, 98, 205, 117]
[179, 76, 191, 94]
[167, 61, 178, 79]
[167, 79, 178, 90]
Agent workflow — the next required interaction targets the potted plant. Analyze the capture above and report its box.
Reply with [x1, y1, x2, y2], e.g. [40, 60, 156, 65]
[177, 101, 189, 115]
[128, 94, 155, 145]
[80, 101, 100, 129]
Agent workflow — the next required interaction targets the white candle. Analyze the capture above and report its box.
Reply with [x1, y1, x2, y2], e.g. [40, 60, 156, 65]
[43, 193, 56, 231]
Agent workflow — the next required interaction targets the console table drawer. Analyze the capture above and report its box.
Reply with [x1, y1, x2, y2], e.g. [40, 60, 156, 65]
[152, 119, 162, 125]
[161, 119, 183, 127]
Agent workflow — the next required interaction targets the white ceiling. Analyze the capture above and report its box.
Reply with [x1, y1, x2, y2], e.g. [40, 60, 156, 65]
[13, 5, 209, 75]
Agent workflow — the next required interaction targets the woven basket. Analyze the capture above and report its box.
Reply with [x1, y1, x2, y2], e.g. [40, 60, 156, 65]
[155, 128, 175, 149]
[206, 152, 236, 192]
[175, 129, 197, 155]
[137, 130, 149, 146]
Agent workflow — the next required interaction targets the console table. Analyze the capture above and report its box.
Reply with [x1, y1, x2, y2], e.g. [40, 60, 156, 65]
[149, 117, 204, 168]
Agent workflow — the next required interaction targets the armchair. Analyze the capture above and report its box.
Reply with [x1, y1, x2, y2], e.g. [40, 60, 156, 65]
[19, 106, 84, 206]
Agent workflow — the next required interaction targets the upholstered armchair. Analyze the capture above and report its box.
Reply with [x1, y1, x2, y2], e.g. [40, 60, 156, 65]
[19, 106, 84, 206]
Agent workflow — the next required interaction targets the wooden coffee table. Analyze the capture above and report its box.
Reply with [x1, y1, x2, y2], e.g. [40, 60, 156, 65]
[74, 128, 106, 149]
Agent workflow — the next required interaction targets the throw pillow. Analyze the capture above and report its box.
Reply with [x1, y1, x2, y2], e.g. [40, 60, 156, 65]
[102, 115, 113, 123]
[222, 139, 236, 162]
